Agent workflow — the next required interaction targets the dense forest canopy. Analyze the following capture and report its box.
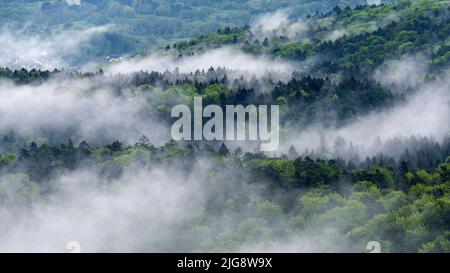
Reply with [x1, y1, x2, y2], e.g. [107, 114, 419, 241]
[0, 0, 398, 40]
[0, 0, 448, 253]
[0, 0, 399, 67]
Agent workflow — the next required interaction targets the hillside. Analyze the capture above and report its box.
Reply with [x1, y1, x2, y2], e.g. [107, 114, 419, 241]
[0, 0, 448, 253]
[168, 0, 450, 75]
[0, 0, 398, 45]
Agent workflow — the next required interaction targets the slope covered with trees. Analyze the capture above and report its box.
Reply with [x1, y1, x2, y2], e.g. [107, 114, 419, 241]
[0, 0, 397, 42]
[168, 0, 450, 75]
[0, 0, 448, 252]
[0, 137, 448, 252]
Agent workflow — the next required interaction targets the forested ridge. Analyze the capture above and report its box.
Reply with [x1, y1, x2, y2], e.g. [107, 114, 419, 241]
[0, 0, 399, 67]
[168, 0, 450, 74]
[0, 0, 397, 41]
[1, 136, 449, 252]
[0, 0, 448, 252]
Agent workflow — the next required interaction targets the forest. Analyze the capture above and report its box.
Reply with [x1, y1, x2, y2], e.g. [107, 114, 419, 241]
[0, 0, 448, 252]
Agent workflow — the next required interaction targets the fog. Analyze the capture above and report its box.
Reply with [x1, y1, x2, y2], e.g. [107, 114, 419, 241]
[66, 0, 81, 5]
[322, 6, 400, 42]
[106, 47, 297, 79]
[0, 155, 363, 253]
[0, 4, 448, 253]
[374, 54, 428, 92]
[0, 163, 208, 252]
[282, 78, 450, 159]
[325, 29, 347, 42]
[0, 78, 169, 146]
[367, 0, 382, 6]
[0, 158, 292, 252]
[250, 10, 310, 40]
[0, 26, 110, 70]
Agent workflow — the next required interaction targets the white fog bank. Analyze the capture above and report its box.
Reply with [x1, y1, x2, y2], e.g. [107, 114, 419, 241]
[106, 47, 297, 79]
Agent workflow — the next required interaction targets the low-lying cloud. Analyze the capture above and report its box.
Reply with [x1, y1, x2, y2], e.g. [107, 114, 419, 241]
[250, 10, 310, 40]
[0, 78, 169, 146]
[0, 25, 110, 70]
[0, 157, 364, 253]
[106, 47, 297, 79]
[374, 54, 429, 92]
[0, 164, 208, 252]
[283, 78, 450, 158]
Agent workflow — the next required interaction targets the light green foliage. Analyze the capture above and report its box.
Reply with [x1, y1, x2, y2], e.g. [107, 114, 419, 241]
[380, 191, 409, 211]
[0, 0, 449, 253]
[420, 231, 450, 252]
[300, 191, 345, 217]
[0, 153, 16, 167]
[0, 173, 37, 203]
[257, 201, 284, 224]
[202, 83, 231, 104]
